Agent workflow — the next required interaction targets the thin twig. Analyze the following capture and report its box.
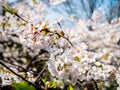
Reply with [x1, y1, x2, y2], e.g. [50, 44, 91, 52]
[34, 65, 47, 83]
[15, 13, 28, 23]
[1, 59, 37, 76]
[0, 60, 41, 89]
[40, 29, 73, 47]
[52, 32, 73, 47]
[2, 5, 28, 23]
[91, 79, 99, 90]
[26, 49, 48, 70]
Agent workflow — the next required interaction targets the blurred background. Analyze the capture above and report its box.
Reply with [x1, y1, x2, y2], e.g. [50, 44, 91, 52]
[0, 0, 120, 90]
[3, 0, 120, 27]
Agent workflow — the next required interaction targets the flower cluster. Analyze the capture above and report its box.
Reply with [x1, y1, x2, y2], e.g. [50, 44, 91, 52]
[0, 0, 120, 88]
[18, 17, 119, 85]
[0, 69, 21, 86]
[48, 43, 116, 85]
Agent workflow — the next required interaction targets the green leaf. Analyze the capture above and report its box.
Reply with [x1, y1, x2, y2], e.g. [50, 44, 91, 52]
[50, 81, 57, 88]
[12, 82, 36, 90]
[67, 85, 74, 90]
[42, 77, 47, 84]
[2, 5, 17, 15]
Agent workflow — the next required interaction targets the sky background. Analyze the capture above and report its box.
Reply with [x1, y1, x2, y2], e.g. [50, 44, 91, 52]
[7, 0, 120, 27]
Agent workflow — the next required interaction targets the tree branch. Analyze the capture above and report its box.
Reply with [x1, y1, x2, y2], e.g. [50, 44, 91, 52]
[34, 65, 47, 83]
[91, 79, 99, 90]
[0, 60, 41, 89]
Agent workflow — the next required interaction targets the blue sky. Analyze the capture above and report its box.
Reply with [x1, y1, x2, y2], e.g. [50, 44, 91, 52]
[7, 0, 120, 27]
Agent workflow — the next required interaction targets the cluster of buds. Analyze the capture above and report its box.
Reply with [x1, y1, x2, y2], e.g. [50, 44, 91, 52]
[19, 17, 118, 85]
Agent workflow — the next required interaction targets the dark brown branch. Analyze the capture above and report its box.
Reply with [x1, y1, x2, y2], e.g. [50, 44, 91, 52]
[26, 49, 48, 70]
[52, 32, 73, 47]
[15, 13, 28, 23]
[91, 79, 99, 90]
[0, 60, 41, 89]
[2, 5, 28, 23]
[1, 59, 37, 76]
[34, 65, 47, 83]
[40, 29, 73, 47]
